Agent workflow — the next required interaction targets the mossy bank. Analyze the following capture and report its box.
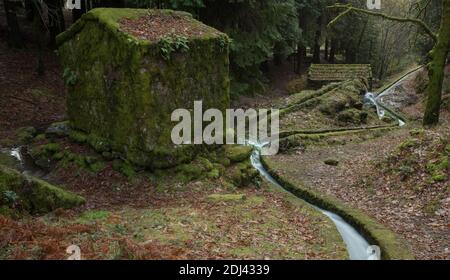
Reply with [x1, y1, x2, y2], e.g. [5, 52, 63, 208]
[260, 156, 414, 260]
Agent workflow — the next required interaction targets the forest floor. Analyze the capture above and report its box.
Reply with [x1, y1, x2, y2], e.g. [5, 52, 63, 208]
[1, 34, 449, 259]
[0, 38, 346, 260]
[262, 68, 450, 260]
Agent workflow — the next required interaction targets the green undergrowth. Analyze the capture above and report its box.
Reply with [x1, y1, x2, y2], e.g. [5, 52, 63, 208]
[278, 125, 398, 153]
[0, 164, 85, 217]
[27, 124, 258, 189]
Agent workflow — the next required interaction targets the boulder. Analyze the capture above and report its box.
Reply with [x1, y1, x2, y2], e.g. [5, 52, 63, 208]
[0, 164, 85, 215]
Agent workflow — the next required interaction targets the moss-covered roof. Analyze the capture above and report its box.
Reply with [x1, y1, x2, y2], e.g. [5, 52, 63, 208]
[308, 64, 372, 82]
[56, 8, 226, 46]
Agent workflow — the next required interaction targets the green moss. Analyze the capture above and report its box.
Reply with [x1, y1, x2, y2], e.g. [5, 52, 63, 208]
[78, 210, 111, 224]
[0, 138, 15, 147]
[16, 127, 36, 143]
[69, 130, 88, 144]
[44, 143, 61, 153]
[207, 168, 220, 179]
[87, 135, 111, 153]
[197, 157, 214, 171]
[279, 126, 397, 152]
[432, 173, 447, 182]
[226, 160, 259, 187]
[29, 145, 52, 169]
[324, 158, 339, 166]
[426, 156, 449, 174]
[207, 194, 246, 202]
[224, 145, 253, 163]
[57, 8, 230, 170]
[337, 108, 366, 124]
[0, 164, 85, 214]
[398, 139, 419, 151]
[261, 156, 414, 260]
[112, 160, 136, 178]
[34, 134, 46, 142]
[45, 121, 70, 138]
[409, 128, 425, 137]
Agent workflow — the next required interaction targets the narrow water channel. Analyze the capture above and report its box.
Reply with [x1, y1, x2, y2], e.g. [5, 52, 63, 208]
[0, 69, 421, 260]
[247, 69, 423, 260]
[249, 145, 373, 260]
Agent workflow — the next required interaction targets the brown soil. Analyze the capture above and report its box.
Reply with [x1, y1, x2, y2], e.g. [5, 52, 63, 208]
[0, 40, 66, 141]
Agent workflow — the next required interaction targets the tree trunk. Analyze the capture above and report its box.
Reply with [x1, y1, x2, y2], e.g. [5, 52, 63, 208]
[329, 39, 337, 63]
[295, 45, 306, 73]
[46, 0, 65, 47]
[3, 0, 24, 48]
[313, 14, 322, 64]
[324, 38, 329, 61]
[72, 0, 87, 23]
[355, 19, 369, 61]
[313, 35, 321, 63]
[423, 0, 450, 126]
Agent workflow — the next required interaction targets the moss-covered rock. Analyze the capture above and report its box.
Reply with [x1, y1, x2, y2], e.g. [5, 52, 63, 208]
[57, 8, 230, 169]
[69, 130, 88, 144]
[224, 145, 252, 163]
[337, 108, 367, 124]
[324, 158, 340, 166]
[0, 164, 85, 215]
[45, 121, 70, 138]
[226, 160, 259, 187]
[112, 159, 136, 178]
[16, 127, 36, 143]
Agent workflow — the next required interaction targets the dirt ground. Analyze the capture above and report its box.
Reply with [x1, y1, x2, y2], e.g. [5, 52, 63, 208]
[0, 35, 346, 260]
[263, 69, 450, 260]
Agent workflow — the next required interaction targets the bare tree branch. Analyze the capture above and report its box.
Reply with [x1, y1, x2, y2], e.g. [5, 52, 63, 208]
[327, 4, 437, 43]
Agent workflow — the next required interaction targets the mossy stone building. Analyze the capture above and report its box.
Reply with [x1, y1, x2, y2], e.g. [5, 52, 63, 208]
[57, 8, 230, 169]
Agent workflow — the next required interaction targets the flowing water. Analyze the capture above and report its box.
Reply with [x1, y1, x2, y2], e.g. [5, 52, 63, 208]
[246, 69, 423, 260]
[365, 68, 422, 124]
[0, 69, 421, 260]
[249, 143, 374, 260]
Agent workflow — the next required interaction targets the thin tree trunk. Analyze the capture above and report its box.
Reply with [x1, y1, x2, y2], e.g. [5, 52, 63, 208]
[46, 0, 65, 47]
[313, 14, 322, 63]
[329, 39, 337, 63]
[72, 0, 87, 23]
[423, 0, 450, 126]
[3, 0, 24, 48]
[295, 45, 306, 73]
[355, 19, 369, 61]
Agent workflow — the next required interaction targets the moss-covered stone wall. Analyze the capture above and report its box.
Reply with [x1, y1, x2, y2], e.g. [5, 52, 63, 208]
[57, 8, 230, 169]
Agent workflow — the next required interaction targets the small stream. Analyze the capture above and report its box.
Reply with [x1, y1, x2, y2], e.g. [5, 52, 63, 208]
[247, 69, 423, 260]
[365, 68, 422, 124]
[0, 68, 421, 260]
[249, 144, 373, 260]
[1, 146, 45, 177]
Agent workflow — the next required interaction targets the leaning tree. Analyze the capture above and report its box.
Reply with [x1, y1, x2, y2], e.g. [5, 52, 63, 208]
[328, 1, 450, 126]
